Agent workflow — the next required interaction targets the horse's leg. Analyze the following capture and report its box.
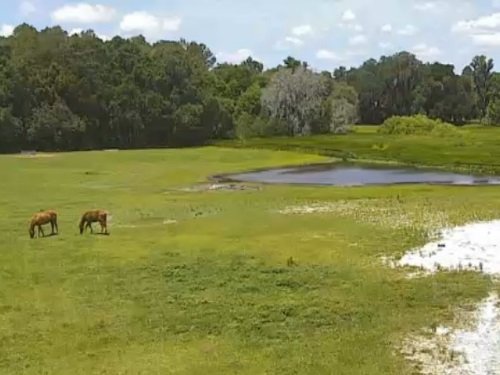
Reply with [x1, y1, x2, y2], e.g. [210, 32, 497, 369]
[87, 222, 93, 233]
[39, 225, 45, 238]
[52, 219, 58, 234]
[99, 220, 106, 234]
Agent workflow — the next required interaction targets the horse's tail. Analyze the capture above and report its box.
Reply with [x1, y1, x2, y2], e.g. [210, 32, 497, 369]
[79, 215, 86, 234]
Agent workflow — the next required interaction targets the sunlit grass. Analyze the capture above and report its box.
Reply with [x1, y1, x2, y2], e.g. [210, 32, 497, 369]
[216, 125, 500, 173]
[0, 147, 496, 374]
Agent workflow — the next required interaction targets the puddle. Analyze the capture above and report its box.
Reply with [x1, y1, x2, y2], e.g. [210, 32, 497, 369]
[220, 163, 500, 186]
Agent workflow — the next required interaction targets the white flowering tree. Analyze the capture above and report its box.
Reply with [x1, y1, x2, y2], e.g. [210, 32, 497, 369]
[261, 66, 328, 136]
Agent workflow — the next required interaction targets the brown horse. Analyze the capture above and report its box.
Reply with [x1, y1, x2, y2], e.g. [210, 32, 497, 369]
[29, 210, 58, 239]
[79, 210, 109, 235]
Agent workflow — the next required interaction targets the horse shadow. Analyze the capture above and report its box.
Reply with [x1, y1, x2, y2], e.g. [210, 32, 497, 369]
[35, 233, 59, 239]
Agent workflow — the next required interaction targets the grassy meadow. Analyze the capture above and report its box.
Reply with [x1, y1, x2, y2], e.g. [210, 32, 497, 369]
[217, 124, 500, 174]
[1, 131, 500, 374]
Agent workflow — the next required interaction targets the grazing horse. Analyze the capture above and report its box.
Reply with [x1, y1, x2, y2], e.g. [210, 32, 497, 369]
[79, 210, 109, 235]
[29, 210, 58, 239]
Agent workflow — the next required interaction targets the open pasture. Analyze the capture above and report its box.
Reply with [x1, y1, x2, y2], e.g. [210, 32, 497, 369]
[0, 144, 499, 374]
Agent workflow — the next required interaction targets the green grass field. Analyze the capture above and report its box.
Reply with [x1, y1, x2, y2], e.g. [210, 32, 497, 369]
[216, 125, 500, 174]
[1, 135, 499, 374]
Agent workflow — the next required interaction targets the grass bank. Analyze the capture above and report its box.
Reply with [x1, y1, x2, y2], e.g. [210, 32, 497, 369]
[215, 125, 500, 173]
[0, 147, 497, 374]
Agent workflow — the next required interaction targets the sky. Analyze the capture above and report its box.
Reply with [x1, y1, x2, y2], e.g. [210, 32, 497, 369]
[1, 0, 500, 72]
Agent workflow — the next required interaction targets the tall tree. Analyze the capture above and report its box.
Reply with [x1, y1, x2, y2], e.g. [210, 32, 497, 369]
[470, 55, 494, 118]
[261, 66, 328, 136]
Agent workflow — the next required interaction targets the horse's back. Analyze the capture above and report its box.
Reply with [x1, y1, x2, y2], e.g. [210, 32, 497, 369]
[82, 209, 106, 222]
[31, 212, 52, 225]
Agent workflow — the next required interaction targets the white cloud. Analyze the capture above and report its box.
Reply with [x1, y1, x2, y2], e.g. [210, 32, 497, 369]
[274, 36, 304, 50]
[291, 24, 313, 37]
[453, 13, 500, 33]
[379, 41, 394, 49]
[285, 36, 304, 46]
[0, 24, 14, 37]
[216, 48, 254, 64]
[316, 49, 341, 61]
[453, 12, 500, 46]
[338, 8, 362, 33]
[471, 33, 500, 46]
[381, 24, 393, 33]
[20, 1, 36, 16]
[397, 24, 418, 36]
[120, 11, 182, 38]
[162, 17, 182, 32]
[52, 3, 116, 24]
[411, 43, 442, 60]
[349, 34, 368, 46]
[340, 23, 364, 32]
[413, 2, 438, 11]
[346, 49, 367, 57]
[342, 9, 356, 21]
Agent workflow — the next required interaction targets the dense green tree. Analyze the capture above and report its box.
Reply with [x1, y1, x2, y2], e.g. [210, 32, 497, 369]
[0, 23, 499, 152]
[328, 83, 359, 133]
[469, 55, 494, 118]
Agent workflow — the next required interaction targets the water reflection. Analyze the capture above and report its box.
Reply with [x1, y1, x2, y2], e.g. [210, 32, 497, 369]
[224, 163, 500, 186]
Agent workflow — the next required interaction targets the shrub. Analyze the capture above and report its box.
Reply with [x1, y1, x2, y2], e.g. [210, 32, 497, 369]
[235, 113, 287, 139]
[378, 115, 459, 136]
[486, 99, 500, 126]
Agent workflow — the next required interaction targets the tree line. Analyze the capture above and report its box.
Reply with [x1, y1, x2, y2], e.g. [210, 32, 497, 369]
[0, 24, 499, 153]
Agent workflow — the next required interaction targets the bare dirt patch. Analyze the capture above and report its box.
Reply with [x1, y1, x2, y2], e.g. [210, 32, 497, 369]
[14, 153, 56, 159]
[175, 183, 262, 193]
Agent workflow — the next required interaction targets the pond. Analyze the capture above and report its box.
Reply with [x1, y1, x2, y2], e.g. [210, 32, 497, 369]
[220, 163, 500, 186]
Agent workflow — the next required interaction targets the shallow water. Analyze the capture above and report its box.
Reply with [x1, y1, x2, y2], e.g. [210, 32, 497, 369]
[225, 163, 500, 186]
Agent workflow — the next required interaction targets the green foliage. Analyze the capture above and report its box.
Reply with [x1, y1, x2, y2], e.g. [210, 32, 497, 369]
[235, 113, 285, 139]
[470, 55, 494, 117]
[344, 52, 479, 125]
[378, 115, 458, 137]
[0, 23, 498, 152]
[28, 100, 86, 150]
[486, 99, 500, 125]
[327, 83, 359, 133]
[0, 26, 257, 152]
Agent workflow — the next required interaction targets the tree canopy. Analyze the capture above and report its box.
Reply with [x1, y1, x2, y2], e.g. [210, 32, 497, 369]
[0, 24, 499, 152]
